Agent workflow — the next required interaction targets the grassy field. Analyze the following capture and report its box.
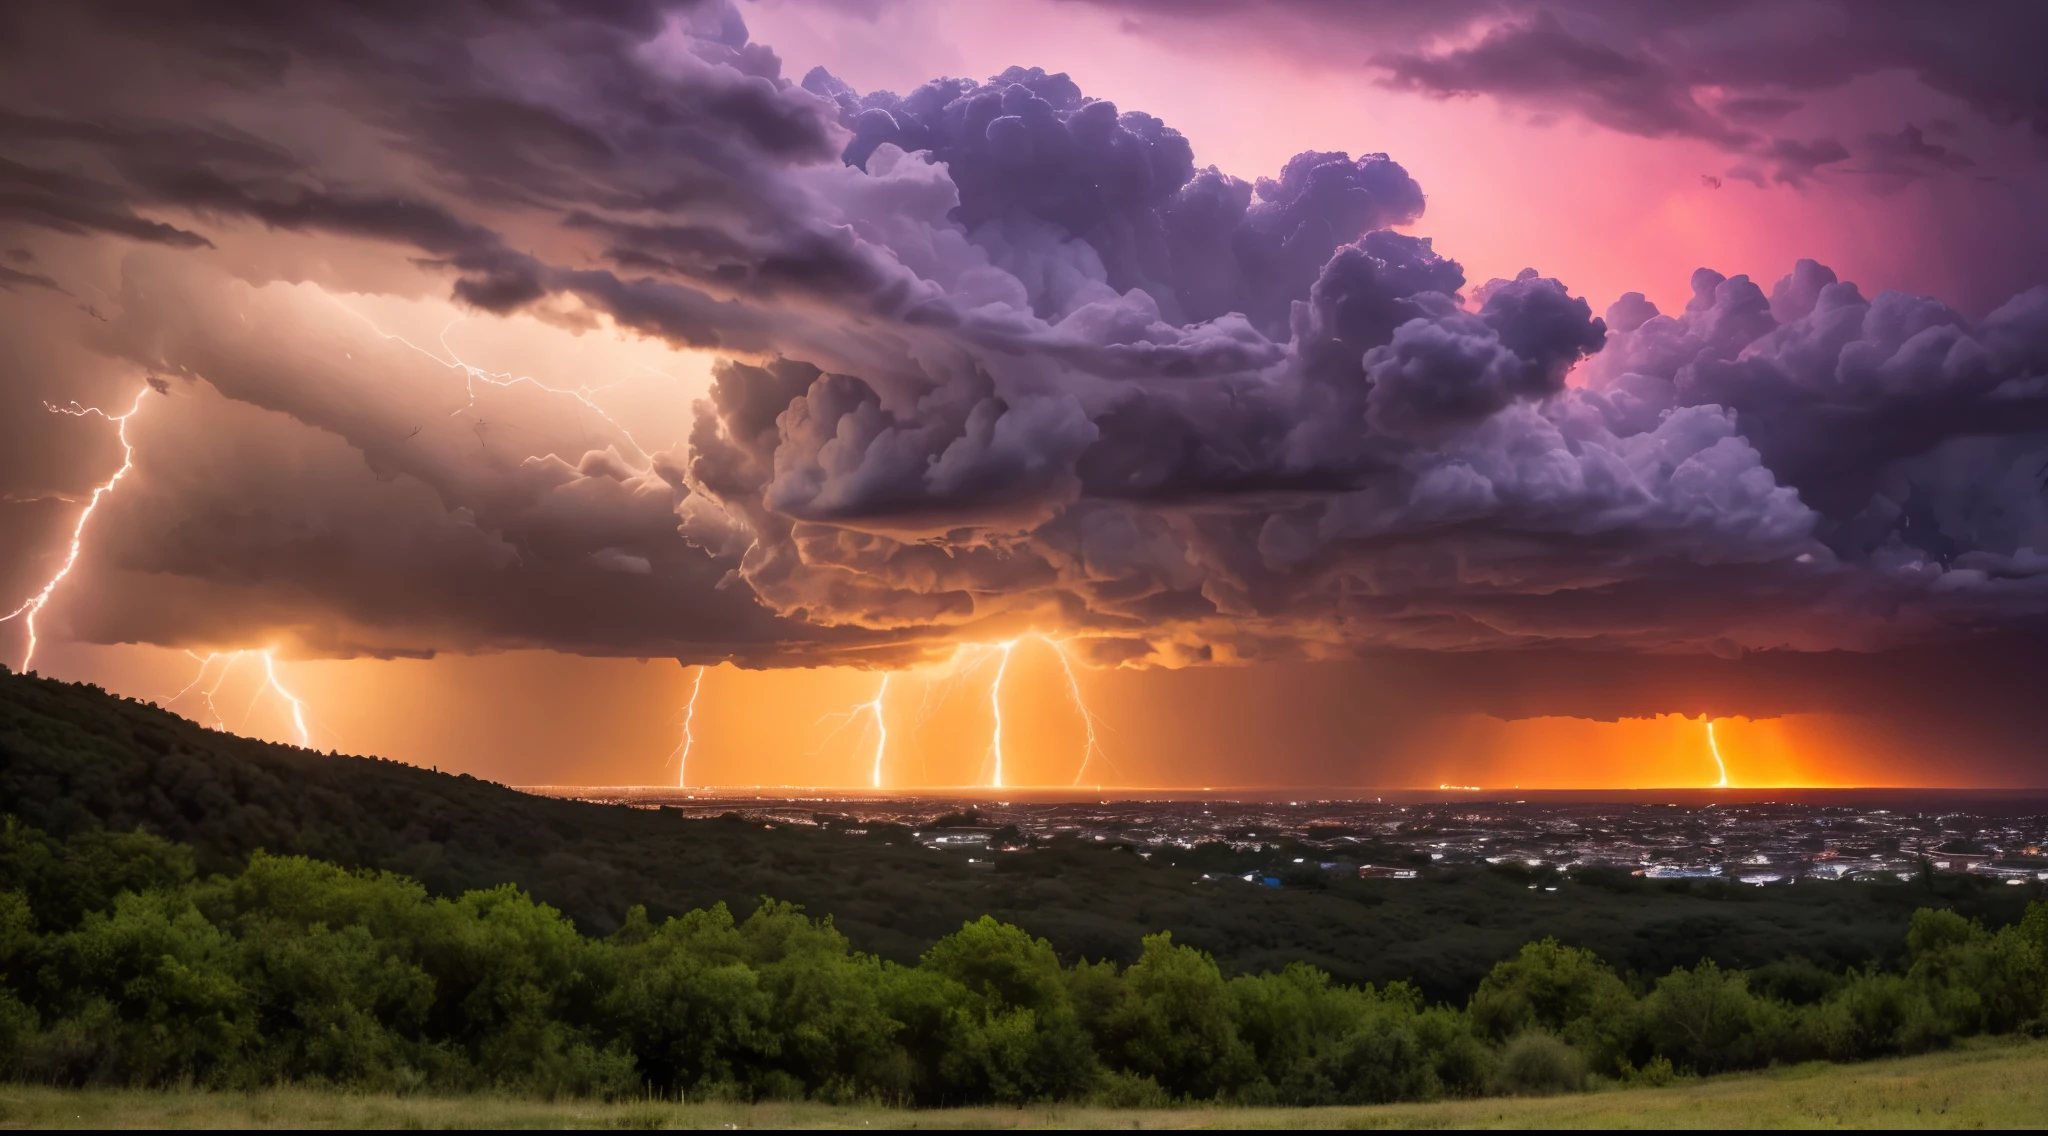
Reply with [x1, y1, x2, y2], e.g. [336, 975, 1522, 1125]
[1, 1039, 2042, 1129]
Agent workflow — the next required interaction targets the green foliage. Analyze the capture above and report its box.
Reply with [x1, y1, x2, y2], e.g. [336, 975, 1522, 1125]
[0, 817, 2043, 1106]
[1470, 938, 1637, 1073]
[1618, 1053, 1679, 1087]
[5, 667, 2038, 1011]
[1904, 907, 2047, 1037]
[1086, 1068, 1170, 1108]
[0, 818, 194, 933]
[1639, 959, 1765, 1074]
[0, 984, 35, 1079]
[1291, 1016, 1442, 1104]
[1103, 932, 1257, 1100]
[1490, 1031, 1585, 1095]
[2, 665, 2046, 1108]
[906, 916, 1099, 1103]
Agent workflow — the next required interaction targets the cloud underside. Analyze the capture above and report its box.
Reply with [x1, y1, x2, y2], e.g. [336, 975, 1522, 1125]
[2, 0, 2047, 729]
[1087, 0, 2046, 185]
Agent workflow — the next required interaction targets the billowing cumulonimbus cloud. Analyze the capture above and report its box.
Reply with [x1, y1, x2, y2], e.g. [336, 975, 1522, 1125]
[658, 54, 2048, 665]
[2, 0, 2047, 706]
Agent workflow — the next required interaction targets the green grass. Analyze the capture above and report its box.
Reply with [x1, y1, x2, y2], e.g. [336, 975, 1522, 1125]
[2, 1039, 2043, 1129]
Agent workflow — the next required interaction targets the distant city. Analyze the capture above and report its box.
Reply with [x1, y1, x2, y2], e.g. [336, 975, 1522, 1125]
[531, 789, 2048, 888]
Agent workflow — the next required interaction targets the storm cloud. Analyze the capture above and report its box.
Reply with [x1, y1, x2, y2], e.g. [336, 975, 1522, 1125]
[2, 0, 2047, 737]
[1076, 0, 2048, 185]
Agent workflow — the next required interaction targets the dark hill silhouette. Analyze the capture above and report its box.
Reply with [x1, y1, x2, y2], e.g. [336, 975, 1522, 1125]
[0, 667, 2029, 1001]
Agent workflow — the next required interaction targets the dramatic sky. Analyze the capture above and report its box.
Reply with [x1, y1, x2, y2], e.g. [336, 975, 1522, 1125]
[4, 0, 2047, 788]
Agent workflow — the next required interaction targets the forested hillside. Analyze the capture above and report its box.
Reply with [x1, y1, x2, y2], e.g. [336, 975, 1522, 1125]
[3, 818, 2044, 1102]
[0, 668, 2035, 1001]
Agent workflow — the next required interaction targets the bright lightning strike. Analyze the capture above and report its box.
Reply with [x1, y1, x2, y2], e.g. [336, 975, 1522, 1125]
[166, 649, 313, 747]
[1, 386, 154, 672]
[813, 671, 896, 787]
[1048, 639, 1118, 787]
[259, 651, 313, 747]
[986, 640, 1016, 789]
[864, 673, 891, 788]
[952, 635, 1116, 790]
[1706, 718, 1731, 788]
[672, 663, 705, 787]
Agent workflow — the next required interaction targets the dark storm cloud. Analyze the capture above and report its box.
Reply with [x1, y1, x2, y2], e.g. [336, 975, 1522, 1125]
[0, 263, 59, 293]
[1075, 0, 2048, 184]
[1373, 10, 1751, 147]
[0, 111, 541, 296]
[3, 0, 2048, 742]
[0, 0, 944, 666]
[0, 0, 857, 337]
[37, 253, 931, 668]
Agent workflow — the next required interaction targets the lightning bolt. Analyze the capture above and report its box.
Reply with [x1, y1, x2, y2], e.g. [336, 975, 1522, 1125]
[1706, 718, 1730, 788]
[1048, 638, 1120, 787]
[336, 307, 650, 461]
[165, 649, 313, 747]
[937, 635, 1118, 791]
[259, 650, 312, 747]
[671, 662, 704, 787]
[986, 640, 1016, 789]
[2, 386, 154, 672]
[864, 673, 891, 788]
[167, 650, 222, 721]
[813, 670, 896, 787]
[167, 650, 236, 729]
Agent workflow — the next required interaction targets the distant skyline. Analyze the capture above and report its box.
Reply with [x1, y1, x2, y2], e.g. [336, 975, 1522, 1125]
[4, 1, 2047, 788]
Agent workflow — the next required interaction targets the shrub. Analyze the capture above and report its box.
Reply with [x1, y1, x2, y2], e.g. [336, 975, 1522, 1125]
[1469, 938, 1637, 1073]
[1490, 1031, 1584, 1096]
[1089, 1069, 1170, 1107]
[1619, 1054, 1678, 1087]
[1640, 959, 1761, 1074]
[1103, 932, 1258, 1101]
[1315, 1017, 1441, 1104]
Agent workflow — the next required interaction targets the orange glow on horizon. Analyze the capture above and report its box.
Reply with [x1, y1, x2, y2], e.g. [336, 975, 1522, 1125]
[20, 638, 1991, 792]
[1400, 713, 1913, 791]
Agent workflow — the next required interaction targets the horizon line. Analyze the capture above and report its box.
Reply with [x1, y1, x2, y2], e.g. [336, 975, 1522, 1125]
[513, 783, 2048, 795]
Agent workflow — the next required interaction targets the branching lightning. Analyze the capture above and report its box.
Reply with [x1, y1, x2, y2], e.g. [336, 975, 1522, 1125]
[670, 663, 705, 788]
[3, 371, 1130, 791]
[168, 650, 233, 728]
[815, 670, 896, 787]
[910, 634, 1119, 790]
[1049, 639, 1119, 787]
[165, 649, 313, 747]
[337, 307, 650, 461]
[2, 387, 153, 672]
[1706, 718, 1731, 788]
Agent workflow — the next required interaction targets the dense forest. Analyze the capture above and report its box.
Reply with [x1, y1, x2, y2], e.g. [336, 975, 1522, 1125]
[1, 818, 2044, 1102]
[3, 670, 2038, 1006]
[3, 669, 2047, 1102]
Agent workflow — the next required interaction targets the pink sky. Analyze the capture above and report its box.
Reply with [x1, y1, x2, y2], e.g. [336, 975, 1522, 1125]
[747, 0, 2020, 317]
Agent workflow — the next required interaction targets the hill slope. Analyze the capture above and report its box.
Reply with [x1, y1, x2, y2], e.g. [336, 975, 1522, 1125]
[1, 669, 2032, 1000]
